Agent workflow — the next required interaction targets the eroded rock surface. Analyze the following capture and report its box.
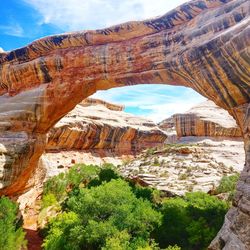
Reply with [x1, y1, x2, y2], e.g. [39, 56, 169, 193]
[0, 0, 249, 248]
[47, 98, 166, 154]
[120, 138, 244, 196]
[175, 101, 242, 137]
[159, 100, 242, 138]
[42, 98, 166, 176]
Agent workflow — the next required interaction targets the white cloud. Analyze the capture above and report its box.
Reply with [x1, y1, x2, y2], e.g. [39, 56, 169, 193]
[139, 100, 204, 122]
[23, 0, 188, 31]
[0, 23, 24, 37]
[92, 85, 206, 122]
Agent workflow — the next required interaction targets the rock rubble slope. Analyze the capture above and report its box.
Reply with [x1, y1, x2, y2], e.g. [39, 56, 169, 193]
[120, 139, 244, 195]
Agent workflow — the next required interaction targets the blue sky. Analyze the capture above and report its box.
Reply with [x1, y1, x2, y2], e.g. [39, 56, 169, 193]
[0, 0, 205, 122]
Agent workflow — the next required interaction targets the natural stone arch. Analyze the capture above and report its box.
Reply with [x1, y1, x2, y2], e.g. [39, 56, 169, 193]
[0, 0, 249, 248]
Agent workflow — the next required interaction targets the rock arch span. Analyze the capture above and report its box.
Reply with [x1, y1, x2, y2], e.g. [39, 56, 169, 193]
[0, 0, 249, 248]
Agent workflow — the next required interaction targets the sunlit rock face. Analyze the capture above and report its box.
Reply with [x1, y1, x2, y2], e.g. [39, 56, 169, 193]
[160, 100, 242, 138]
[174, 101, 242, 137]
[80, 97, 124, 111]
[0, 0, 249, 248]
[47, 98, 167, 154]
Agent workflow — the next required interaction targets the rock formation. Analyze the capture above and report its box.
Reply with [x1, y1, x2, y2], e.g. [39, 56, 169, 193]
[120, 140, 244, 196]
[159, 100, 242, 137]
[158, 117, 175, 132]
[0, 0, 249, 248]
[46, 98, 166, 154]
[80, 97, 124, 111]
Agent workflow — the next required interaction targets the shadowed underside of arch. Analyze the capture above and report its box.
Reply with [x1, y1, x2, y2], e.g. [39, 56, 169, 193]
[0, 0, 249, 248]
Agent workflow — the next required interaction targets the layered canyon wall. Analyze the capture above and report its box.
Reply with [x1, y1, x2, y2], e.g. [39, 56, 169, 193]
[47, 98, 166, 154]
[0, 0, 249, 248]
[160, 100, 242, 138]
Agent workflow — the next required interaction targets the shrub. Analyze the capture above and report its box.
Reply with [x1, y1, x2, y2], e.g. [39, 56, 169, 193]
[178, 173, 187, 180]
[41, 193, 58, 209]
[0, 197, 27, 250]
[146, 148, 155, 156]
[215, 174, 240, 194]
[43, 164, 100, 202]
[165, 245, 181, 250]
[155, 192, 228, 250]
[43, 179, 161, 250]
[153, 158, 160, 166]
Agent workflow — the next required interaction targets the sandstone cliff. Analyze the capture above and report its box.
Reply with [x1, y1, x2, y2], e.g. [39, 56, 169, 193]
[46, 98, 166, 154]
[159, 100, 242, 138]
[0, 0, 249, 248]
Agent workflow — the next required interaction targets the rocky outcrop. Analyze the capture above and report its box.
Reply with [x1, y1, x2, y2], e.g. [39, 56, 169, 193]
[0, 0, 249, 248]
[81, 97, 124, 111]
[120, 139, 244, 196]
[175, 101, 242, 137]
[158, 117, 175, 132]
[160, 100, 242, 137]
[46, 98, 166, 154]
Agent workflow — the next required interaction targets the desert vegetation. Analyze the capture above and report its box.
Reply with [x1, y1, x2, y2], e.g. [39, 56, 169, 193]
[37, 164, 235, 250]
[0, 163, 239, 250]
[0, 197, 27, 250]
[214, 173, 240, 202]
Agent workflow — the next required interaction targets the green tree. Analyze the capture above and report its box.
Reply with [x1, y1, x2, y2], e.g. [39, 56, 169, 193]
[43, 172, 68, 201]
[42, 212, 80, 250]
[102, 230, 131, 250]
[43, 179, 161, 250]
[41, 164, 229, 250]
[155, 192, 228, 250]
[67, 164, 99, 188]
[185, 192, 228, 249]
[98, 167, 119, 183]
[0, 197, 27, 250]
[41, 193, 58, 209]
[154, 197, 189, 248]
[42, 164, 100, 204]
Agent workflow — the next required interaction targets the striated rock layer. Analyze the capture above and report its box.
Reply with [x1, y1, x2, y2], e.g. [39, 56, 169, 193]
[81, 97, 124, 111]
[47, 98, 167, 154]
[160, 100, 242, 138]
[0, 0, 249, 248]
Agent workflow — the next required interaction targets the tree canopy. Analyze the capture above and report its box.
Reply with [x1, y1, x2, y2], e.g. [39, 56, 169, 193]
[0, 197, 27, 250]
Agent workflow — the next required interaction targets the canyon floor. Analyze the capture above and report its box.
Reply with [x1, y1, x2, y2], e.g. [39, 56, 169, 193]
[18, 137, 244, 234]
[120, 137, 244, 196]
